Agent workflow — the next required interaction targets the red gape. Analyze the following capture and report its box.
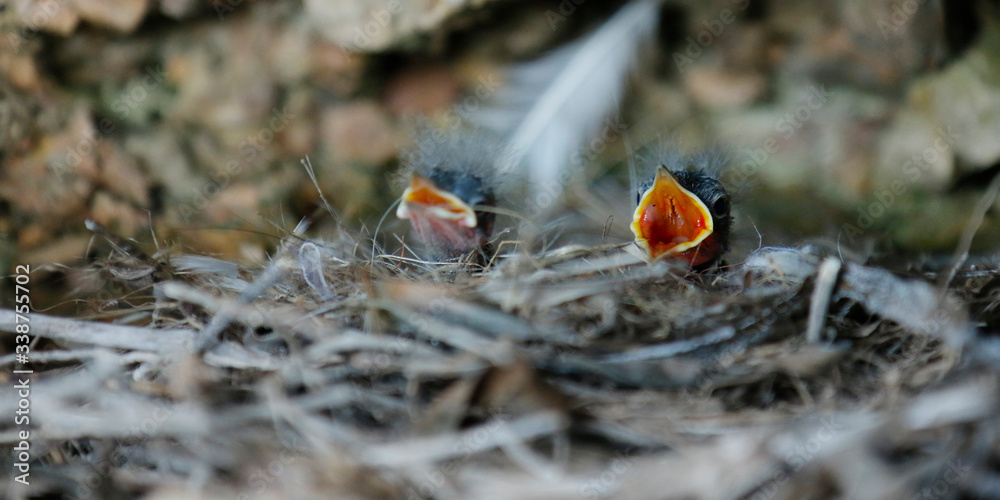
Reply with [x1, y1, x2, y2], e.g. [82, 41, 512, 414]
[396, 174, 485, 258]
[631, 167, 717, 265]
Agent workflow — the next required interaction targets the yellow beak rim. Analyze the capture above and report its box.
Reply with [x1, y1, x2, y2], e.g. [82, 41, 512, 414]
[630, 166, 714, 258]
[396, 175, 478, 229]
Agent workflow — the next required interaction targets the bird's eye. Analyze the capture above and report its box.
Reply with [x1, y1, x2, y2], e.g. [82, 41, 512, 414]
[711, 195, 730, 216]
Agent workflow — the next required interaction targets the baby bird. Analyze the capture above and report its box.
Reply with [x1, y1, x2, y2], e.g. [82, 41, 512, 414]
[394, 0, 659, 261]
[630, 149, 733, 269]
[395, 130, 500, 260]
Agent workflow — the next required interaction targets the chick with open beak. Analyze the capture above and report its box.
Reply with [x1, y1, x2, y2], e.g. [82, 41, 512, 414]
[631, 151, 732, 268]
[395, 131, 499, 260]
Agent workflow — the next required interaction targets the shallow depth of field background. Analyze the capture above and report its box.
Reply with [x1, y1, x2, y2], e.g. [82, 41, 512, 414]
[4, 3, 1000, 500]
[1, 0, 998, 309]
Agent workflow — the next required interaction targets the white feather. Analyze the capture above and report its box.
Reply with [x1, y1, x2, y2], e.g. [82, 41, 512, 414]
[475, 0, 660, 211]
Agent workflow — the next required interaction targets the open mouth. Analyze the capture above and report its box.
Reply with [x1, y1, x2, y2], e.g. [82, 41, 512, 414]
[630, 166, 714, 260]
[396, 175, 478, 229]
[396, 174, 485, 256]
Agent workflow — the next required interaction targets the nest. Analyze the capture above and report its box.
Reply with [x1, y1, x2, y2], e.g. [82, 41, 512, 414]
[2, 221, 1000, 500]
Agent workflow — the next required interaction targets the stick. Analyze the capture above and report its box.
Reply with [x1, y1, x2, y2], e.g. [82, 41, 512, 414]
[0, 309, 193, 351]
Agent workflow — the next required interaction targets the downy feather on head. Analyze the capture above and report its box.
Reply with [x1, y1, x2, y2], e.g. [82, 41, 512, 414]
[635, 140, 732, 181]
[397, 123, 509, 200]
[632, 139, 735, 258]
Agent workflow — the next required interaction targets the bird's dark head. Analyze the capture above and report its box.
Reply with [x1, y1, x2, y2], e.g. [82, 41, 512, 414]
[631, 163, 732, 268]
[396, 168, 497, 258]
[395, 128, 502, 259]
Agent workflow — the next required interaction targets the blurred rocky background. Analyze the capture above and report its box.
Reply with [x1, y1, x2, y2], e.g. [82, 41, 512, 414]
[1, 0, 999, 311]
